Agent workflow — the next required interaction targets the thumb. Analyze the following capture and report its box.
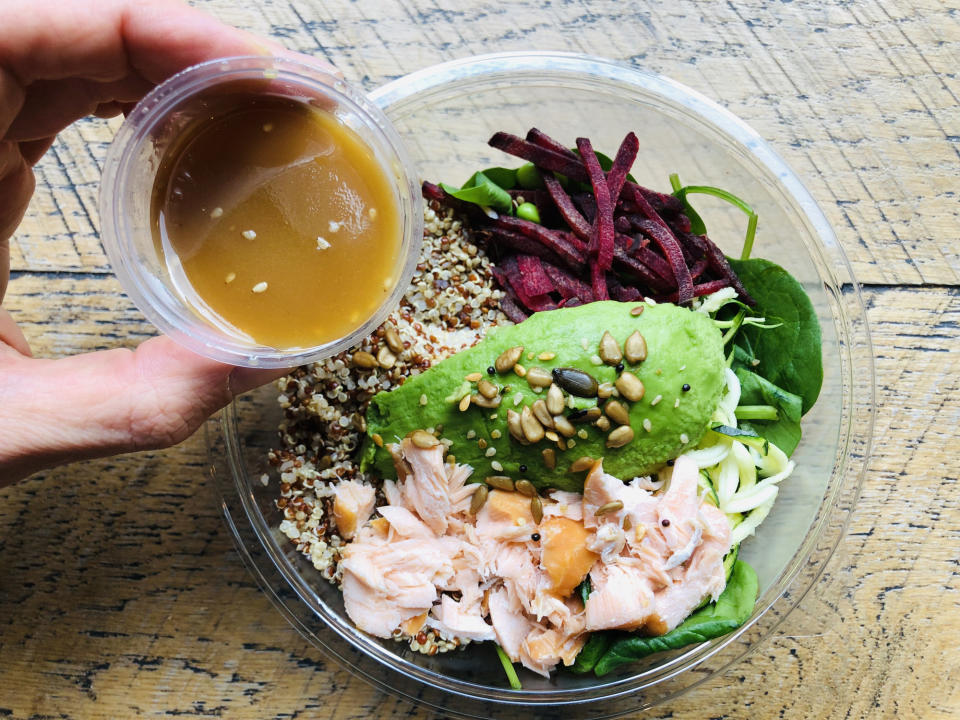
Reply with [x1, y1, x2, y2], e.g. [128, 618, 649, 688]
[0, 335, 288, 484]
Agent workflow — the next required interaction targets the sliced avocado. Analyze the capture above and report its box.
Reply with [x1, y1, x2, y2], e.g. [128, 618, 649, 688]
[361, 301, 726, 492]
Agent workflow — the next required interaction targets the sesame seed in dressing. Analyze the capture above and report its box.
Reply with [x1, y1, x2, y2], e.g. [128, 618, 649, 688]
[242, 229, 257, 240]
[316, 236, 331, 250]
[252, 281, 268, 293]
[224, 272, 236, 284]
[210, 206, 223, 219]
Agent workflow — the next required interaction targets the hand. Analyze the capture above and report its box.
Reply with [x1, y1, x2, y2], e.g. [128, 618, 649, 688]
[0, 0, 332, 485]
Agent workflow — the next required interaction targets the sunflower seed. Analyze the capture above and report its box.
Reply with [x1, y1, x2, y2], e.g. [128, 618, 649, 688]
[530, 496, 543, 524]
[606, 425, 635, 448]
[472, 393, 502, 409]
[532, 399, 554, 429]
[604, 399, 630, 426]
[352, 351, 378, 368]
[507, 408, 525, 442]
[384, 324, 404, 354]
[465, 372, 483, 382]
[477, 379, 499, 399]
[595, 500, 624, 516]
[624, 331, 647, 364]
[542, 448, 556, 470]
[525, 367, 554, 388]
[520, 406, 545, 443]
[459, 394, 471, 412]
[469, 485, 489, 514]
[615, 371, 645, 402]
[552, 414, 576, 438]
[569, 456, 595, 472]
[515, 479, 537, 497]
[411, 430, 438, 448]
[486, 475, 515, 491]
[598, 331, 623, 365]
[546, 384, 565, 415]
[495, 346, 524, 373]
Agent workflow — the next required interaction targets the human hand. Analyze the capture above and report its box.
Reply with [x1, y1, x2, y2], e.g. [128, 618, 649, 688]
[0, 0, 333, 485]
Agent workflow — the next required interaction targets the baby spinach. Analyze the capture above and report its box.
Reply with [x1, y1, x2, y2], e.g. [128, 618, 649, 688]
[735, 367, 804, 456]
[440, 170, 513, 213]
[590, 560, 758, 677]
[727, 258, 823, 414]
[569, 632, 612, 674]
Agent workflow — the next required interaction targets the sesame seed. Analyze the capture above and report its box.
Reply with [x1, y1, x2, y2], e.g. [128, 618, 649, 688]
[252, 281, 268, 293]
[578, 429, 589, 440]
[682, 383, 691, 392]
[466, 430, 477, 439]
[642, 418, 652, 432]
[580, 338, 590, 350]
[263, 123, 273, 132]
[210, 207, 223, 219]
[589, 355, 603, 366]
[485, 447, 496, 457]
[567, 439, 576, 448]
[419, 394, 428, 406]
[674, 398, 681, 408]
[679, 364, 686, 371]
[328, 220, 342, 233]
[491, 429, 502, 439]
[650, 394, 662, 406]
[513, 393, 523, 406]
[680, 433, 689, 444]
[491, 461, 504, 472]
[242, 229, 257, 240]
[317, 236, 331, 250]
[369, 207, 378, 220]
[225, 272, 236, 284]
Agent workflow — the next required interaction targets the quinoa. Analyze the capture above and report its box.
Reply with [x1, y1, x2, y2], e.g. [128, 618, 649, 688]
[268, 201, 508, 653]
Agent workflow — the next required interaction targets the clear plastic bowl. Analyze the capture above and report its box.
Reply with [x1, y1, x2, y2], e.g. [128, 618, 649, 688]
[100, 56, 422, 368]
[208, 52, 874, 716]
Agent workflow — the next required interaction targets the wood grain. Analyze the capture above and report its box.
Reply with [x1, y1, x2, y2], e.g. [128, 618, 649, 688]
[2, 0, 959, 718]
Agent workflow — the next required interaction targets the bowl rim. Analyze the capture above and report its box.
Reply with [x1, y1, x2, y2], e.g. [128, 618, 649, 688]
[211, 51, 875, 716]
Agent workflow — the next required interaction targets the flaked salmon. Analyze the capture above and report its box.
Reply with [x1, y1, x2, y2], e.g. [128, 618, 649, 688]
[338, 438, 731, 676]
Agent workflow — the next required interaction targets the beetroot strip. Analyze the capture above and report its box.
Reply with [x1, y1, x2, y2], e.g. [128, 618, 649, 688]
[489, 132, 589, 183]
[613, 248, 671, 292]
[606, 132, 639, 203]
[542, 262, 593, 302]
[516, 255, 555, 296]
[494, 216, 587, 269]
[590, 263, 609, 301]
[543, 173, 592, 242]
[526, 128, 579, 160]
[622, 184, 693, 303]
[577, 137, 615, 273]
[482, 228, 565, 269]
[678, 230, 755, 305]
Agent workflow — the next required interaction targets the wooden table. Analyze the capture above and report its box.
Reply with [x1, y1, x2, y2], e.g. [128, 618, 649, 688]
[2, 0, 958, 717]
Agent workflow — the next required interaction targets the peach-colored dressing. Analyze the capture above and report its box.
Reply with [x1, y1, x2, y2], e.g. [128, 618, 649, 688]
[151, 92, 401, 348]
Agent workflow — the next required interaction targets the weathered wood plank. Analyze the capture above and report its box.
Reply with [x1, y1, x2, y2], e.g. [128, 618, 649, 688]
[1, 283, 957, 718]
[6, 0, 959, 285]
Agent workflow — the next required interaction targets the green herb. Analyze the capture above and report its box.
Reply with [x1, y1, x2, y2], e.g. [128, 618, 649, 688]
[577, 576, 592, 607]
[669, 173, 758, 259]
[591, 560, 758, 676]
[495, 644, 522, 689]
[727, 258, 823, 414]
[440, 171, 513, 214]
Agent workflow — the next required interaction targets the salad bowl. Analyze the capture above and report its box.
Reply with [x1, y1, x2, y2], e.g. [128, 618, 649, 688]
[207, 52, 874, 717]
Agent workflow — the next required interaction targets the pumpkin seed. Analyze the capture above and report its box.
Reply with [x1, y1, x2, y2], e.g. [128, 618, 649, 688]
[604, 399, 630, 426]
[624, 331, 647, 364]
[477, 378, 499, 399]
[552, 414, 576, 438]
[411, 430, 438, 448]
[598, 331, 623, 365]
[532, 399, 554, 428]
[552, 367, 598, 397]
[542, 448, 556, 470]
[495, 346, 524, 373]
[525, 367, 553, 388]
[384, 324, 404, 354]
[530, 496, 543, 524]
[546, 384, 565, 415]
[615, 371, 645, 402]
[569, 456, 595, 472]
[595, 500, 624, 516]
[515, 479, 537, 497]
[377, 346, 397, 369]
[352, 350, 378, 368]
[520, 406, 545, 443]
[606, 425, 635, 448]
[469, 485, 489, 514]
[486, 475, 515, 491]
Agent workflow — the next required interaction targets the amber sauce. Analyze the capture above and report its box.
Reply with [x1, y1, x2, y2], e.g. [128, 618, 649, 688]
[151, 91, 401, 349]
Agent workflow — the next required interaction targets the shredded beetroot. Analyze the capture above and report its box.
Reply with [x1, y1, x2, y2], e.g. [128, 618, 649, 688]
[576, 137, 615, 273]
[424, 128, 753, 317]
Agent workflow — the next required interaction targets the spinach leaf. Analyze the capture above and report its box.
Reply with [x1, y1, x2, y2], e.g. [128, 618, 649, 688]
[734, 367, 804, 456]
[727, 258, 823, 414]
[477, 166, 519, 190]
[577, 576, 591, 607]
[569, 632, 612, 674]
[592, 560, 759, 676]
[440, 170, 513, 213]
[669, 174, 758, 257]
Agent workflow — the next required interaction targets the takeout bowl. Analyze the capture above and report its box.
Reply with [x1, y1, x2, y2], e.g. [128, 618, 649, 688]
[208, 52, 874, 717]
